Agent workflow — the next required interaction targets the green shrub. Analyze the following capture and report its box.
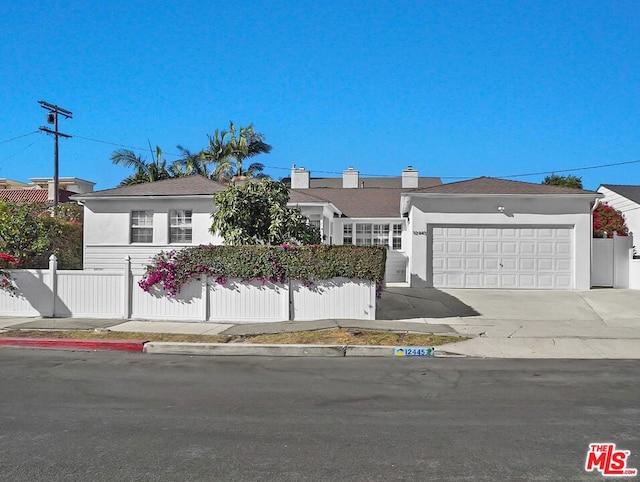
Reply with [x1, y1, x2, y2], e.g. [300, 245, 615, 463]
[139, 244, 386, 296]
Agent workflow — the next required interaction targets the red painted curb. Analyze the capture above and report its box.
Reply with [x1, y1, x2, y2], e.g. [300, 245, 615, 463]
[0, 337, 146, 352]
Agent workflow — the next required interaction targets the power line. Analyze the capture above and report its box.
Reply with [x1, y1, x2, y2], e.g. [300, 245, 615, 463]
[0, 131, 40, 144]
[0, 141, 39, 163]
[499, 159, 640, 179]
[69, 131, 640, 180]
[72, 134, 182, 158]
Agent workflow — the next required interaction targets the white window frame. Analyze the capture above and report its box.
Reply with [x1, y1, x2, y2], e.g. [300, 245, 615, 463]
[169, 209, 193, 244]
[342, 221, 403, 250]
[131, 210, 154, 244]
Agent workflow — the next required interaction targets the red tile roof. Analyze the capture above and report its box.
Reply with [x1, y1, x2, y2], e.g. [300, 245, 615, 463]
[0, 189, 75, 203]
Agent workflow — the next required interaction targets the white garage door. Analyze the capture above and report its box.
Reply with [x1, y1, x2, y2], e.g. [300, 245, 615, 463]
[431, 226, 573, 289]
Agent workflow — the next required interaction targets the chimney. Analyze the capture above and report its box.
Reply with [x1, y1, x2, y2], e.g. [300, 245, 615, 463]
[47, 180, 56, 202]
[402, 166, 419, 188]
[291, 165, 310, 189]
[342, 167, 359, 189]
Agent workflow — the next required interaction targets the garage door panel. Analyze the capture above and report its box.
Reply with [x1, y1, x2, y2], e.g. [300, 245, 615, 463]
[465, 241, 482, 254]
[501, 241, 517, 255]
[554, 275, 572, 289]
[501, 274, 517, 288]
[537, 242, 554, 255]
[482, 274, 500, 288]
[520, 242, 536, 255]
[537, 258, 554, 271]
[519, 258, 536, 270]
[518, 274, 536, 288]
[445, 273, 463, 287]
[465, 273, 482, 287]
[484, 258, 500, 270]
[556, 242, 572, 255]
[447, 258, 463, 270]
[465, 258, 482, 270]
[501, 258, 517, 270]
[538, 275, 554, 288]
[431, 225, 574, 289]
[484, 241, 500, 254]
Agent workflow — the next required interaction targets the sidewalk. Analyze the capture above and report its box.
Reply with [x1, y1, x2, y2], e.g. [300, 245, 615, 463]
[2, 288, 640, 358]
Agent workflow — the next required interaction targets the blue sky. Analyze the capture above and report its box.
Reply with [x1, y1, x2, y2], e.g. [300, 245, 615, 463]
[1, 1, 638, 191]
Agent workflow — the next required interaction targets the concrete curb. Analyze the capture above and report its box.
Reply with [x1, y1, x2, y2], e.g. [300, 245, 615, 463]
[0, 337, 147, 352]
[144, 342, 452, 358]
[143, 342, 346, 357]
[0, 337, 459, 358]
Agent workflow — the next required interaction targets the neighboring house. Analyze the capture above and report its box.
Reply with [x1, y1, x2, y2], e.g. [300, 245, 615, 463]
[0, 177, 94, 204]
[73, 170, 602, 290]
[597, 184, 640, 238]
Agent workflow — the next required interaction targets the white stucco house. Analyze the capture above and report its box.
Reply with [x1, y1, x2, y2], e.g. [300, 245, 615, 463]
[73, 169, 601, 290]
[597, 184, 640, 238]
[402, 177, 601, 290]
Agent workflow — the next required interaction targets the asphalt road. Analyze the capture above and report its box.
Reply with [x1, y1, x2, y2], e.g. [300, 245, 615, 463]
[0, 349, 638, 481]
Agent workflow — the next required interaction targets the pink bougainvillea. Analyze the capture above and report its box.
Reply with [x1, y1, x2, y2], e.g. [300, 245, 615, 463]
[0, 252, 19, 296]
[593, 203, 629, 238]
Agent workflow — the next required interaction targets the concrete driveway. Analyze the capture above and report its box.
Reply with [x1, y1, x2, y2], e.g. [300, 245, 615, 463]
[378, 287, 640, 358]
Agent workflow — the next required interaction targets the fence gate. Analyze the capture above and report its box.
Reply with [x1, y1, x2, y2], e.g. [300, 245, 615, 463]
[591, 234, 633, 288]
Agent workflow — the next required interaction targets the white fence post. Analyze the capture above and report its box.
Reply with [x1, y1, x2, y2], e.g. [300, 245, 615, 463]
[123, 256, 131, 319]
[201, 276, 208, 321]
[48, 254, 57, 317]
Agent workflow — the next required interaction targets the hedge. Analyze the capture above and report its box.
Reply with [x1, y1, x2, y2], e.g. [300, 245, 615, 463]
[139, 244, 387, 297]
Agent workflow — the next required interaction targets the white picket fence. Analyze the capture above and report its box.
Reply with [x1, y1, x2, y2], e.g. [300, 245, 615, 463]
[0, 256, 377, 322]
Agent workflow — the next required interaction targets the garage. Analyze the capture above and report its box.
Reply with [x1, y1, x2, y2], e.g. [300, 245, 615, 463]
[431, 225, 574, 289]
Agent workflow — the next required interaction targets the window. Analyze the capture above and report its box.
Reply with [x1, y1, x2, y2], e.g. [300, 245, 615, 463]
[372, 224, 390, 246]
[392, 223, 402, 250]
[170, 209, 193, 243]
[355, 224, 373, 245]
[343, 224, 353, 245]
[343, 222, 404, 249]
[131, 211, 153, 243]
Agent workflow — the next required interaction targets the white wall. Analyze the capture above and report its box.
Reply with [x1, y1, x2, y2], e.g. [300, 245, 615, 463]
[406, 196, 595, 290]
[592, 235, 633, 288]
[82, 197, 223, 269]
[0, 260, 377, 321]
[629, 254, 640, 289]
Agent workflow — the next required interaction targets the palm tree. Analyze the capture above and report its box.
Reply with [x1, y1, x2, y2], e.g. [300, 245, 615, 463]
[111, 145, 172, 186]
[169, 145, 210, 178]
[204, 122, 272, 183]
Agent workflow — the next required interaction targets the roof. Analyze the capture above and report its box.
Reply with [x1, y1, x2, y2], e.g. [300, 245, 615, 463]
[284, 176, 442, 189]
[290, 188, 406, 217]
[409, 177, 600, 195]
[0, 188, 75, 203]
[600, 184, 640, 205]
[73, 176, 227, 199]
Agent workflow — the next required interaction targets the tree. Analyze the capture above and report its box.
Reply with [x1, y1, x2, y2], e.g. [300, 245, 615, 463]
[168, 145, 210, 178]
[204, 122, 272, 183]
[0, 202, 83, 269]
[111, 145, 172, 186]
[593, 202, 629, 238]
[542, 174, 583, 189]
[210, 179, 320, 245]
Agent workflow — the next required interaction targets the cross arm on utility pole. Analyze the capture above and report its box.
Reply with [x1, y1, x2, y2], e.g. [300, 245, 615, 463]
[38, 101, 73, 210]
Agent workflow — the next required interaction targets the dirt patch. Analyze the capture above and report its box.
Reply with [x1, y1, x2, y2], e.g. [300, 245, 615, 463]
[0, 328, 463, 346]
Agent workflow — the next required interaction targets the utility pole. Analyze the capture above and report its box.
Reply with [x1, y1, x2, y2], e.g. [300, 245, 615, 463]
[38, 101, 72, 210]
